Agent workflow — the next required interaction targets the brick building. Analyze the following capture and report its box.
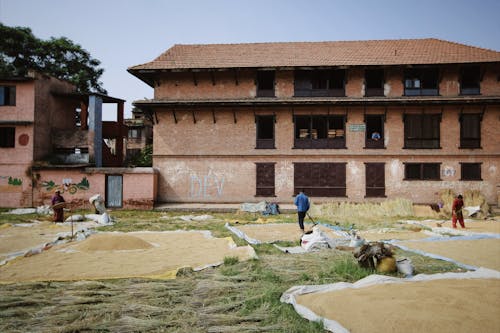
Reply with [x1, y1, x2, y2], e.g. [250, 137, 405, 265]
[124, 108, 153, 164]
[0, 71, 157, 209]
[128, 39, 500, 205]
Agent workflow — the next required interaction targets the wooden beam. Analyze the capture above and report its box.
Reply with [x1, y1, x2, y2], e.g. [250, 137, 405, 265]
[212, 109, 216, 123]
[192, 72, 198, 86]
[233, 109, 237, 123]
[234, 69, 239, 85]
[172, 110, 177, 123]
[210, 71, 216, 85]
[192, 110, 197, 123]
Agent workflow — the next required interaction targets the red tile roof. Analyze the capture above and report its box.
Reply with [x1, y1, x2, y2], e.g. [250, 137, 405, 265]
[129, 38, 500, 71]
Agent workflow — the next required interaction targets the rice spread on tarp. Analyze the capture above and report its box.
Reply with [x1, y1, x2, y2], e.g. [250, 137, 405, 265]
[281, 269, 500, 333]
[295, 278, 500, 333]
[402, 220, 500, 235]
[358, 229, 431, 241]
[0, 231, 256, 283]
[228, 223, 343, 243]
[397, 238, 500, 271]
[0, 221, 93, 264]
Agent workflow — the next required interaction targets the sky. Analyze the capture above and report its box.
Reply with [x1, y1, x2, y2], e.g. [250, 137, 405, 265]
[1, 0, 500, 119]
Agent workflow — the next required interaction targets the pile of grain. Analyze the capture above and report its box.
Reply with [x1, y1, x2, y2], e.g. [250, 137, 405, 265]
[73, 233, 154, 251]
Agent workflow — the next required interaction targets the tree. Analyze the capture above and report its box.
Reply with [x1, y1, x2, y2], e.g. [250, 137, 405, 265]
[0, 23, 106, 94]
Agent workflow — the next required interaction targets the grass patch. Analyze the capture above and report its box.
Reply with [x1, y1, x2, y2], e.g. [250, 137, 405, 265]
[223, 256, 239, 265]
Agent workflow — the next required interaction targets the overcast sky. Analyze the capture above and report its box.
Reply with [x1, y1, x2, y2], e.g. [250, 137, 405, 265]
[1, 0, 499, 119]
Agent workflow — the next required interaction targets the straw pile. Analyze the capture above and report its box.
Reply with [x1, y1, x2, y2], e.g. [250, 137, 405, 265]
[309, 199, 414, 222]
[439, 189, 489, 218]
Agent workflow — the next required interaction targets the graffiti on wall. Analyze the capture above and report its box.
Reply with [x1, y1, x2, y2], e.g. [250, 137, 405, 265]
[189, 171, 225, 199]
[441, 166, 456, 178]
[0, 176, 23, 192]
[41, 177, 90, 194]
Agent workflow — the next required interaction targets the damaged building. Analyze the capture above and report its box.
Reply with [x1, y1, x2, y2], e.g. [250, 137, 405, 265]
[0, 71, 157, 209]
[128, 38, 500, 205]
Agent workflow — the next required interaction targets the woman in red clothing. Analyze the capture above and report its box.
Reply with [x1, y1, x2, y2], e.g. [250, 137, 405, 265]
[451, 194, 465, 228]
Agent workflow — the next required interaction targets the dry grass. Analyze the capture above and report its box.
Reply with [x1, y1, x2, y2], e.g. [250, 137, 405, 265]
[0, 208, 466, 332]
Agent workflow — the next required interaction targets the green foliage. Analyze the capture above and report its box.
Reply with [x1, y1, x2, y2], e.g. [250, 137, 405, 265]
[128, 144, 152, 167]
[0, 23, 106, 94]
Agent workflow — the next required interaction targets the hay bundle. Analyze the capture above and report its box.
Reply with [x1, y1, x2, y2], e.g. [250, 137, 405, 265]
[309, 198, 414, 222]
[439, 189, 489, 218]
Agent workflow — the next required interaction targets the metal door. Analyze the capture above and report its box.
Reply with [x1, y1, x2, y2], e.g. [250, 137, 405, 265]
[106, 175, 123, 207]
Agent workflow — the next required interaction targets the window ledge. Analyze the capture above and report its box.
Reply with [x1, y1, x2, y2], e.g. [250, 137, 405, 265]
[402, 147, 442, 150]
[403, 179, 442, 181]
[365, 195, 387, 198]
[460, 179, 483, 181]
[459, 147, 482, 150]
[363, 147, 386, 150]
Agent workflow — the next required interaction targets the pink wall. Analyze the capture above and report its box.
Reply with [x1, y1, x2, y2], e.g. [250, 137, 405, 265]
[32, 168, 157, 209]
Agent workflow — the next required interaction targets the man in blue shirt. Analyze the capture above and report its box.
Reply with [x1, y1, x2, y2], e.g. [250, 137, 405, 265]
[294, 189, 310, 233]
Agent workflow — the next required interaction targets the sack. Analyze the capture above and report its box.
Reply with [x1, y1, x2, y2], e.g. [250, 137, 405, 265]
[396, 258, 414, 277]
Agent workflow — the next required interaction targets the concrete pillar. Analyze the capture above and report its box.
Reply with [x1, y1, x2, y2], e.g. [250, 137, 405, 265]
[88, 95, 103, 167]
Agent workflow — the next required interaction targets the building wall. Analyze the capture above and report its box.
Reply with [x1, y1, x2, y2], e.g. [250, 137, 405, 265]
[0, 79, 36, 207]
[150, 64, 500, 100]
[32, 168, 157, 210]
[33, 74, 78, 161]
[153, 106, 499, 204]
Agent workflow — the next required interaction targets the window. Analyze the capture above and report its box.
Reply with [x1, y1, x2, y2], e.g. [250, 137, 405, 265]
[365, 163, 385, 197]
[404, 163, 440, 180]
[128, 128, 141, 139]
[294, 163, 346, 197]
[256, 115, 275, 149]
[460, 66, 480, 95]
[256, 163, 275, 196]
[460, 163, 481, 180]
[365, 69, 385, 96]
[0, 127, 15, 147]
[294, 70, 345, 97]
[404, 114, 440, 149]
[0, 86, 16, 106]
[365, 115, 384, 148]
[294, 115, 345, 149]
[460, 113, 481, 148]
[404, 68, 439, 96]
[256, 71, 275, 97]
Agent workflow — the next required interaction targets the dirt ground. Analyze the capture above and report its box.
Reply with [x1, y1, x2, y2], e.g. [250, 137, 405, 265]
[296, 278, 500, 333]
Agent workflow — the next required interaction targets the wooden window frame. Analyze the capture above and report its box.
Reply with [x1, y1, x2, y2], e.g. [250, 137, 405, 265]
[404, 163, 441, 181]
[365, 114, 385, 149]
[459, 113, 481, 149]
[255, 162, 276, 197]
[294, 69, 346, 97]
[460, 163, 482, 181]
[0, 127, 15, 148]
[0, 86, 16, 106]
[294, 114, 346, 149]
[403, 114, 441, 149]
[403, 68, 439, 96]
[460, 66, 481, 95]
[293, 162, 347, 197]
[364, 69, 385, 97]
[255, 115, 275, 149]
[365, 163, 386, 198]
[256, 71, 276, 97]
